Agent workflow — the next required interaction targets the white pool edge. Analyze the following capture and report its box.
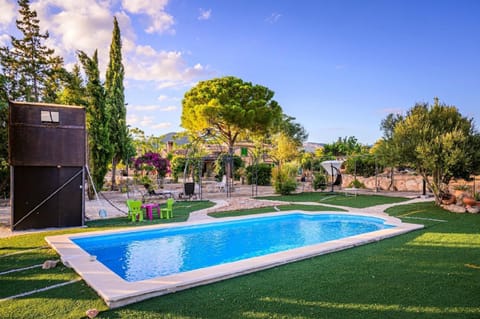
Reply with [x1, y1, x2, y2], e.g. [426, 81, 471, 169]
[45, 211, 423, 308]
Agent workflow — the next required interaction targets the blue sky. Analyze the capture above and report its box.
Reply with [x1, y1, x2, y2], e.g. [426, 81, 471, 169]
[1, 0, 479, 144]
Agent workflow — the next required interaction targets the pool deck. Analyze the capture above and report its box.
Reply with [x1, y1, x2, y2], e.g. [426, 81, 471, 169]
[45, 209, 424, 309]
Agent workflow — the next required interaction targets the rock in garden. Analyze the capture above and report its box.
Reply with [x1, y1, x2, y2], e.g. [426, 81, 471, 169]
[42, 259, 59, 269]
[445, 204, 466, 213]
[466, 206, 480, 214]
[86, 308, 99, 318]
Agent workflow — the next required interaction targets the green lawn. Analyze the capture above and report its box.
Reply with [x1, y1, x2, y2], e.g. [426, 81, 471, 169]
[259, 191, 410, 208]
[208, 203, 346, 218]
[1, 199, 479, 318]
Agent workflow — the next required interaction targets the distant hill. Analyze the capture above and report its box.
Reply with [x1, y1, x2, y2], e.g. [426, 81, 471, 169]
[303, 142, 324, 153]
[159, 132, 189, 145]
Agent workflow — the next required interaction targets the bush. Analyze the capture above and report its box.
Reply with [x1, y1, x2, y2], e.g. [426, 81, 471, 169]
[246, 163, 272, 186]
[348, 179, 365, 189]
[214, 154, 244, 181]
[312, 172, 327, 191]
[272, 164, 298, 195]
[344, 156, 380, 177]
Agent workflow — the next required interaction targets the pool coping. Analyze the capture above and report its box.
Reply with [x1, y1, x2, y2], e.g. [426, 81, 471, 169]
[45, 211, 423, 308]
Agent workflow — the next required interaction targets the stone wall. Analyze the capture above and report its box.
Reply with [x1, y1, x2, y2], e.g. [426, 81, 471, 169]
[342, 173, 479, 193]
[341, 173, 424, 192]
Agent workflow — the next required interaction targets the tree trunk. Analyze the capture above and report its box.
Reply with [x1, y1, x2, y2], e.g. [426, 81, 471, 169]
[111, 158, 118, 191]
[387, 167, 394, 190]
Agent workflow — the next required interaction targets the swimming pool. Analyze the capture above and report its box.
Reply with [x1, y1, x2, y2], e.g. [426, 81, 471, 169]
[46, 211, 423, 308]
[72, 213, 393, 282]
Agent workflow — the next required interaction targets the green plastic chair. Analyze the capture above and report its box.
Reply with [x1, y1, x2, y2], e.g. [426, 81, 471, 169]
[126, 199, 144, 222]
[160, 198, 174, 219]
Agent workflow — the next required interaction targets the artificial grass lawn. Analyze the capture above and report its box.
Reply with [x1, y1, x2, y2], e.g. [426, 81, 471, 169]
[259, 191, 410, 208]
[1, 201, 479, 318]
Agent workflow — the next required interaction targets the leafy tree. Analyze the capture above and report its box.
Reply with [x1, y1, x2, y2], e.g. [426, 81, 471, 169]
[392, 98, 478, 204]
[268, 115, 308, 166]
[214, 153, 244, 180]
[105, 17, 130, 190]
[181, 76, 283, 149]
[275, 114, 308, 145]
[78, 50, 112, 197]
[129, 127, 166, 155]
[372, 113, 404, 190]
[344, 155, 378, 178]
[0, 0, 63, 102]
[269, 132, 301, 165]
[246, 163, 272, 186]
[182, 76, 283, 183]
[323, 136, 365, 157]
[56, 64, 86, 106]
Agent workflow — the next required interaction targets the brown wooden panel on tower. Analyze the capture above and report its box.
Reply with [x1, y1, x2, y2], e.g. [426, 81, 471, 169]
[9, 101, 86, 166]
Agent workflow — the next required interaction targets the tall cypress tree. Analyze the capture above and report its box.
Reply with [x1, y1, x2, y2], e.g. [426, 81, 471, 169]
[78, 50, 112, 198]
[0, 0, 63, 102]
[105, 17, 132, 190]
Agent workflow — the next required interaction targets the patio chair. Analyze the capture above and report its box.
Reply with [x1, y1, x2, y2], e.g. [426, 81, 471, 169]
[216, 175, 226, 192]
[160, 198, 174, 219]
[126, 199, 144, 222]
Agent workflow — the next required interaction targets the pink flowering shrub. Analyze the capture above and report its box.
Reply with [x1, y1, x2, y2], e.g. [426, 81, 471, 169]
[133, 152, 171, 177]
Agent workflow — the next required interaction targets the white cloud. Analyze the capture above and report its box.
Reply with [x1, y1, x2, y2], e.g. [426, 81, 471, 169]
[130, 104, 178, 112]
[152, 122, 172, 130]
[198, 8, 211, 21]
[379, 108, 404, 115]
[0, 0, 16, 27]
[160, 105, 177, 112]
[121, 0, 174, 34]
[266, 12, 282, 24]
[0, 33, 10, 47]
[125, 47, 209, 88]
[157, 94, 168, 101]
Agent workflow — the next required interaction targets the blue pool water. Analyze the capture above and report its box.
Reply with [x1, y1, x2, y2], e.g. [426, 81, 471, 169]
[73, 213, 393, 282]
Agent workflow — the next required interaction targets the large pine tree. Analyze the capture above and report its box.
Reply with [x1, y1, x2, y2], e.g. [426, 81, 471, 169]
[0, 0, 63, 102]
[78, 50, 112, 198]
[105, 17, 132, 190]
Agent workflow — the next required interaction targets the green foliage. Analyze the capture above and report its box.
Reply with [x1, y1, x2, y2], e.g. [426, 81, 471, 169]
[312, 172, 327, 191]
[348, 179, 366, 189]
[78, 50, 112, 196]
[344, 155, 379, 177]
[322, 136, 366, 157]
[0, 0, 64, 102]
[56, 64, 86, 106]
[105, 17, 130, 190]
[246, 163, 272, 185]
[268, 132, 301, 165]
[272, 164, 298, 195]
[273, 114, 308, 145]
[392, 98, 477, 204]
[181, 76, 283, 148]
[214, 153, 244, 180]
[170, 156, 186, 182]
